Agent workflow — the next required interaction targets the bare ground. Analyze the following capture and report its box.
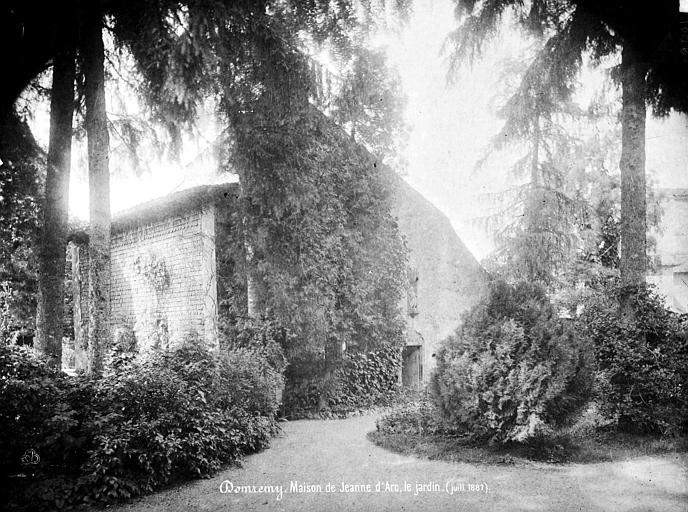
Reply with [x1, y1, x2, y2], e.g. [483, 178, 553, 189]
[103, 414, 688, 512]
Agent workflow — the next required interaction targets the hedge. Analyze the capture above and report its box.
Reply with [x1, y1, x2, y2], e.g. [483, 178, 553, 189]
[1, 341, 283, 511]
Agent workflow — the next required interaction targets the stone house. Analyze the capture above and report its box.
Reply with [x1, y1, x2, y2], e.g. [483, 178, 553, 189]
[69, 184, 237, 367]
[392, 178, 488, 387]
[68, 177, 488, 387]
[65, 58, 489, 385]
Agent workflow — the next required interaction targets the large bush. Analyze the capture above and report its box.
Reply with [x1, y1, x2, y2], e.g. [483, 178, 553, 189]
[0, 344, 79, 481]
[284, 346, 401, 418]
[579, 283, 688, 434]
[78, 344, 282, 503]
[430, 280, 593, 444]
[1, 340, 283, 511]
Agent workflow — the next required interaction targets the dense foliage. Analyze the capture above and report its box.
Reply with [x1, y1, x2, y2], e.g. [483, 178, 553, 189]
[334, 347, 402, 410]
[228, 74, 408, 414]
[0, 344, 73, 484]
[284, 345, 402, 418]
[449, 1, 687, 290]
[101, 0, 413, 415]
[330, 47, 409, 171]
[213, 105, 408, 415]
[579, 283, 688, 435]
[1, 341, 282, 511]
[217, 318, 289, 378]
[430, 280, 593, 444]
[0, 114, 42, 341]
[375, 392, 447, 437]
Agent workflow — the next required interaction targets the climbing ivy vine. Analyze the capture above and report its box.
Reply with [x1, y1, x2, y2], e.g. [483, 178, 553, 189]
[210, 20, 409, 411]
[133, 253, 170, 292]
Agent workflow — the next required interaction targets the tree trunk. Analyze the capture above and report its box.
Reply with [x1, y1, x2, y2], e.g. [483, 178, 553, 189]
[619, 44, 648, 294]
[246, 263, 259, 319]
[70, 242, 89, 371]
[35, 24, 75, 369]
[240, 180, 260, 319]
[84, 13, 111, 377]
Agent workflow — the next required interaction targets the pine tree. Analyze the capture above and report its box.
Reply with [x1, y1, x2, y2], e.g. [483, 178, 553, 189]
[3, 1, 410, 384]
[448, 0, 685, 292]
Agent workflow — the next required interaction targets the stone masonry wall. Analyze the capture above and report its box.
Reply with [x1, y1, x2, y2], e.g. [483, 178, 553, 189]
[391, 177, 489, 382]
[70, 204, 219, 367]
[109, 206, 218, 350]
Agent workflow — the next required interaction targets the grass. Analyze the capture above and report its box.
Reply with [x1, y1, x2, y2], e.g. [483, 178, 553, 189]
[369, 400, 688, 465]
[368, 428, 688, 465]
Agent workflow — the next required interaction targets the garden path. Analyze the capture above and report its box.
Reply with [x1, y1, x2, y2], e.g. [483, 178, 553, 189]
[105, 414, 687, 512]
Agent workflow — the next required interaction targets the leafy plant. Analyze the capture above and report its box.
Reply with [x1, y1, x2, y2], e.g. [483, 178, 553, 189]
[375, 393, 448, 437]
[333, 346, 402, 411]
[133, 253, 170, 292]
[224, 34, 408, 415]
[284, 345, 402, 418]
[579, 283, 688, 434]
[1, 338, 283, 511]
[220, 318, 288, 374]
[430, 280, 593, 444]
[0, 116, 41, 341]
[0, 344, 77, 479]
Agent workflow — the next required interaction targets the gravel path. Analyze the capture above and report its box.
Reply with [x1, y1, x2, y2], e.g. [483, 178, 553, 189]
[107, 414, 688, 512]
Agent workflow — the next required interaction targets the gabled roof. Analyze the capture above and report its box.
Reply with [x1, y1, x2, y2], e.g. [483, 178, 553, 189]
[112, 182, 239, 233]
[68, 182, 240, 242]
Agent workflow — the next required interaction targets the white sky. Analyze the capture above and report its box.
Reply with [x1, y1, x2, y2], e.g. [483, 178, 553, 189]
[384, 0, 517, 258]
[384, 0, 688, 259]
[27, 0, 688, 261]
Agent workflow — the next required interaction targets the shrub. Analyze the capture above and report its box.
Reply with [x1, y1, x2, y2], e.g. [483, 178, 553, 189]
[0, 344, 91, 511]
[282, 372, 322, 417]
[332, 346, 401, 412]
[284, 346, 401, 418]
[78, 342, 282, 503]
[222, 318, 288, 375]
[375, 393, 447, 437]
[579, 283, 688, 434]
[430, 280, 593, 444]
[2, 338, 283, 510]
[0, 344, 80, 479]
